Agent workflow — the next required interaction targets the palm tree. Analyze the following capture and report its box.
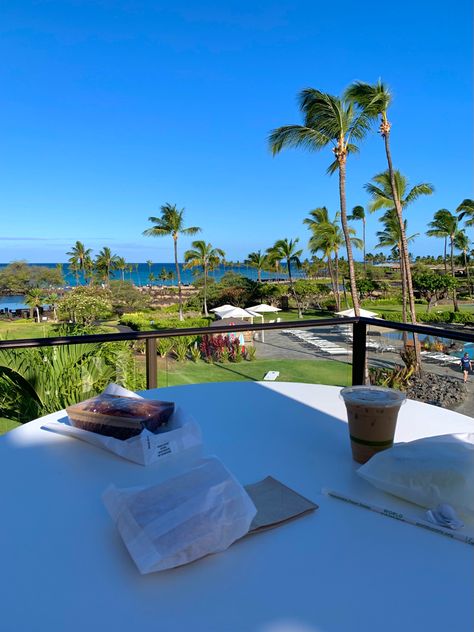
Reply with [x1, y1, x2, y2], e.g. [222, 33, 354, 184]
[346, 80, 429, 337]
[47, 292, 60, 322]
[305, 209, 362, 311]
[376, 210, 418, 326]
[25, 288, 44, 323]
[184, 241, 225, 316]
[454, 229, 472, 297]
[115, 256, 127, 282]
[457, 199, 474, 238]
[348, 205, 367, 273]
[127, 263, 134, 283]
[266, 238, 303, 317]
[269, 88, 371, 315]
[304, 207, 340, 308]
[143, 203, 201, 321]
[426, 209, 452, 273]
[365, 169, 433, 316]
[427, 209, 459, 310]
[95, 247, 118, 286]
[245, 250, 268, 282]
[66, 241, 92, 285]
[68, 258, 80, 286]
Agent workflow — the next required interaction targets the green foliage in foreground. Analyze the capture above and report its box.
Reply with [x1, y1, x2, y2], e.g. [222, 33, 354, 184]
[0, 342, 145, 423]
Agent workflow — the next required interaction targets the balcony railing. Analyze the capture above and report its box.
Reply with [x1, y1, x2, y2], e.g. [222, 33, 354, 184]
[1, 316, 474, 391]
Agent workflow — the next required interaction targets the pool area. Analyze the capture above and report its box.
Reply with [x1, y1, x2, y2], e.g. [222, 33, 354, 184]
[381, 330, 473, 358]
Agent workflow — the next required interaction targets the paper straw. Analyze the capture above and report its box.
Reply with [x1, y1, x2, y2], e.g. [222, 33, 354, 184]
[322, 488, 474, 546]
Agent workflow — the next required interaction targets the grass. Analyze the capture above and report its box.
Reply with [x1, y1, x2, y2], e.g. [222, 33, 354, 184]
[0, 319, 56, 339]
[265, 309, 333, 322]
[0, 418, 22, 434]
[156, 357, 352, 388]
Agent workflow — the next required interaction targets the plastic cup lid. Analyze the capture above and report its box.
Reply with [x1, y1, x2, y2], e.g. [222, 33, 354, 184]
[340, 385, 407, 407]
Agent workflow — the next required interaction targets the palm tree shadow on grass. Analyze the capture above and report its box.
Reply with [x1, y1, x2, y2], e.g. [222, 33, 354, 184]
[209, 362, 260, 381]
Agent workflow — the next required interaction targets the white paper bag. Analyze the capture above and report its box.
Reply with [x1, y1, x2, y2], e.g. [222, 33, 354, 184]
[102, 457, 257, 573]
[42, 384, 202, 466]
[357, 433, 474, 520]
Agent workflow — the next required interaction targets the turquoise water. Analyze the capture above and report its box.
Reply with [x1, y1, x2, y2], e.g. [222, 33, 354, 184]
[0, 262, 298, 288]
[0, 262, 303, 311]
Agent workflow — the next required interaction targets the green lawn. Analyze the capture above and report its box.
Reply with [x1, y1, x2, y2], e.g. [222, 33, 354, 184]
[361, 300, 474, 318]
[0, 319, 55, 339]
[266, 309, 332, 322]
[157, 357, 352, 388]
[0, 418, 22, 434]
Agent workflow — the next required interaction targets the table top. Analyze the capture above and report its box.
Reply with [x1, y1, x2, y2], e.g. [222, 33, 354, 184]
[1, 382, 473, 632]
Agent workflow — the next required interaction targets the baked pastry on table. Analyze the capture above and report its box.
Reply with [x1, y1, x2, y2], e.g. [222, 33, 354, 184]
[66, 394, 175, 440]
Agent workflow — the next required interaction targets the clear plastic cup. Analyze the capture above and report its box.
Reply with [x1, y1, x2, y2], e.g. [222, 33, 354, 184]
[340, 385, 407, 464]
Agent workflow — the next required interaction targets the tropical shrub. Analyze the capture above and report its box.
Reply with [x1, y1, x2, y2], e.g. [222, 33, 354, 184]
[245, 346, 256, 361]
[0, 341, 145, 423]
[58, 286, 113, 325]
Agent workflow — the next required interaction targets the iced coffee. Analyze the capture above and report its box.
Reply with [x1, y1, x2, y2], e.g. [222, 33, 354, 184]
[340, 386, 406, 464]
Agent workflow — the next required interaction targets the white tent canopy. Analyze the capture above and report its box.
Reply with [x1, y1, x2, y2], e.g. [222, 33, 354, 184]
[215, 306, 262, 321]
[335, 308, 378, 318]
[247, 304, 281, 313]
[210, 304, 236, 314]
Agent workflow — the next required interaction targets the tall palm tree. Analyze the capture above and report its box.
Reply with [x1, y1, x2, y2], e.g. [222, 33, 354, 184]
[348, 205, 367, 273]
[184, 241, 225, 316]
[376, 210, 418, 326]
[427, 209, 459, 310]
[346, 82, 436, 352]
[143, 203, 201, 321]
[25, 288, 44, 323]
[66, 241, 92, 285]
[269, 88, 371, 315]
[95, 247, 118, 286]
[454, 229, 472, 297]
[304, 207, 340, 308]
[244, 250, 268, 282]
[115, 256, 127, 282]
[266, 238, 303, 317]
[365, 169, 433, 315]
[306, 209, 362, 311]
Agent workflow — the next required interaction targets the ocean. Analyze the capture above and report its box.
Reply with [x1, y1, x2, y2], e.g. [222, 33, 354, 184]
[0, 262, 301, 310]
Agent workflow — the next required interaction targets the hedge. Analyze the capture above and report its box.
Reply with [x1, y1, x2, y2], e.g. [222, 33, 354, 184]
[119, 312, 211, 331]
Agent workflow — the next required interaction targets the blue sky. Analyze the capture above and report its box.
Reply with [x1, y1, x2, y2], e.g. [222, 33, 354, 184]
[0, 0, 472, 263]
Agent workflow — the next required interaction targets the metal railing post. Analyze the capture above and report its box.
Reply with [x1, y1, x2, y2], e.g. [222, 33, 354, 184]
[145, 337, 158, 389]
[352, 321, 367, 385]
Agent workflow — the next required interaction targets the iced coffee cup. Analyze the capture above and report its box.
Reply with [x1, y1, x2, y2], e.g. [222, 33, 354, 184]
[340, 385, 406, 464]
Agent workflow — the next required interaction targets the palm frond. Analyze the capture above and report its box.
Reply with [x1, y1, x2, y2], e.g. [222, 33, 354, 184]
[268, 125, 330, 155]
[404, 183, 435, 205]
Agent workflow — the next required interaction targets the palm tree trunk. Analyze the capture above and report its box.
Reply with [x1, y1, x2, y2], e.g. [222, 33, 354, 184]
[382, 131, 421, 370]
[203, 263, 208, 316]
[464, 250, 472, 297]
[450, 236, 459, 311]
[174, 236, 184, 321]
[444, 238, 447, 274]
[338, 160, 360, 315]
[287, 259, 302, 318]
[258, 267, 261, 282]
[334, 252, 341, 311]
[121, 269, 125, 281]
[363, 217, 367, 276]
[399, 246, 408, 347]
[327, 255, 339, 311]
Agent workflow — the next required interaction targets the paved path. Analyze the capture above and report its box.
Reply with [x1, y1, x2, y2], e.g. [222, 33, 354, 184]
[253, 328, 474, 420]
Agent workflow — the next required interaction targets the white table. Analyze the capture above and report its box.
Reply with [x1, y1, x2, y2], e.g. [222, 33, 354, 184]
[1, 383, 473, 632]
